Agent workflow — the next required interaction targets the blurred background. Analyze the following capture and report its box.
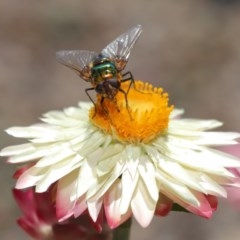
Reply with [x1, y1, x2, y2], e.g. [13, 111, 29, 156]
[1, 0, 240, 239]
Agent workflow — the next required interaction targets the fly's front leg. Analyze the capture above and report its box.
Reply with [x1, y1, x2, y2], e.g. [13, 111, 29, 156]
[100, 96, 110, 116]
[85, 87, 97, 116]
[85, 87, 96, 105]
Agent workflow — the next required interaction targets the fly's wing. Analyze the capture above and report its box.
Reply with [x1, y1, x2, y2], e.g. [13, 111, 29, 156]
[101, 24, 142, 71]
[56, 50, 98, 81]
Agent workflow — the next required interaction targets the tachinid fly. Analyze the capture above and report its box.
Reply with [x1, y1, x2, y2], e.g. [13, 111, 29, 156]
[56, 25, 142, 114]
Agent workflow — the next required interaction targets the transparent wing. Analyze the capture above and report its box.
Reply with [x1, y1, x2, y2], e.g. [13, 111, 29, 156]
[56, 50, 98, 81]
[101, 24, 142, 71]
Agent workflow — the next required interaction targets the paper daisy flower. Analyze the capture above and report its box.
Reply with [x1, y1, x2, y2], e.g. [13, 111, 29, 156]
[1, 80, 240, 228]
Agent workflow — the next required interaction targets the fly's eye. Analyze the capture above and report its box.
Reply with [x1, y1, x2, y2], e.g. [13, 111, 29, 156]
[95, 83, 105, 94]
[91, 68, 97, 78]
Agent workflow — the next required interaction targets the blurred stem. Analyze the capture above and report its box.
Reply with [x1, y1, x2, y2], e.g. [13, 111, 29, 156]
[112, 218, 132, 240]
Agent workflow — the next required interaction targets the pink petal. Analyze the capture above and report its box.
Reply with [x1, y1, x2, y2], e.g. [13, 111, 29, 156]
[219, 145, 240, 158]
[205, 195, 218, 212]
[17, 218, 52, 240]
[155, 194, 173, 217]
[72, 196, 88, 218]
[16, 166, 44, 189]
[104, 180, 122, 228]
[163, 189, 214, 218]
[104, 180, 132, 229]
[13, 189, 36, 221]
[180, 192, 214, 218]
[13, 188, 57, 239]
[13, 164, 34, 179]
[34, 187, 57, 224]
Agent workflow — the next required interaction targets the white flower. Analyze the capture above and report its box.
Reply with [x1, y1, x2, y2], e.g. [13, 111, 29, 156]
[1, 81, 240, 228]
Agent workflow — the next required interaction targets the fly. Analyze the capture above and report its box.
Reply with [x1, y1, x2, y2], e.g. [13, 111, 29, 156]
[56, 24, 142, 115]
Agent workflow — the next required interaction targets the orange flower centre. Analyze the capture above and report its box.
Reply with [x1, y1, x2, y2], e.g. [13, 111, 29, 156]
[89, 80, 173, 143]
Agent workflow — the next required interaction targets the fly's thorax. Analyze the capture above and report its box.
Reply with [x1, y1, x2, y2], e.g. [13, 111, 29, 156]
[91, 59, 118, 83]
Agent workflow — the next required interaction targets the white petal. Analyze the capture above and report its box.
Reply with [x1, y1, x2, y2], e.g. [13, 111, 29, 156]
[131, 177, 156, 227]
[96, 145, 124, 176]
[67, 128, 95, 147]
[198, 174, 227, 197]
[196, 132, 240, 145]
[72, 131, 106, 156]
[138, 154, 159, 201]
[5, 124, 55, 138]
[16, 166, 46, 189]
[87, 162, 124, 201]
[120, 170, 139, 214]
[168, 119, 223, 135]
[56, 170, 79, 220]
[125, 145, 141, 179]
[148, 148, 205, 192]
[35, 147, 76, 167]
[97, 143, 124, 162]
[7, 145, 50, 163]
[76, 160, 96, 197]
[158, 135, 201, 150]
[31, 127, 89, 143]
[170, 109, 184, 119]
[7, 141, 79, 165]
[35, 155, 82, 192]
[0, 143, 35, 156]
[65, 105, 88, 117]
[154, 138, 237, 177]
[101, 135, 112, 148]
[156, 171, 200, 207]
[202, 148, 240, 167]
[87, 198, 103, 222]
[41, 110, 85, 126]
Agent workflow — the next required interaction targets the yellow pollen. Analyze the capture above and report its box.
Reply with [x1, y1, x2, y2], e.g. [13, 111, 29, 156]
[89, 80, 173, 143]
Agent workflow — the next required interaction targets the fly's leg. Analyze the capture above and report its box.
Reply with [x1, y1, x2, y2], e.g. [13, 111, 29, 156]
[121, 71, 135, 95]
[118, 88, 133, 120]
[100, 96, 110, 117]
[119, 71, 140, 120]
[121, 71, 147, 94]
[85, 87, 97, 117]
[121, 71, 134, 117]
[86, 88, 110, 117]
